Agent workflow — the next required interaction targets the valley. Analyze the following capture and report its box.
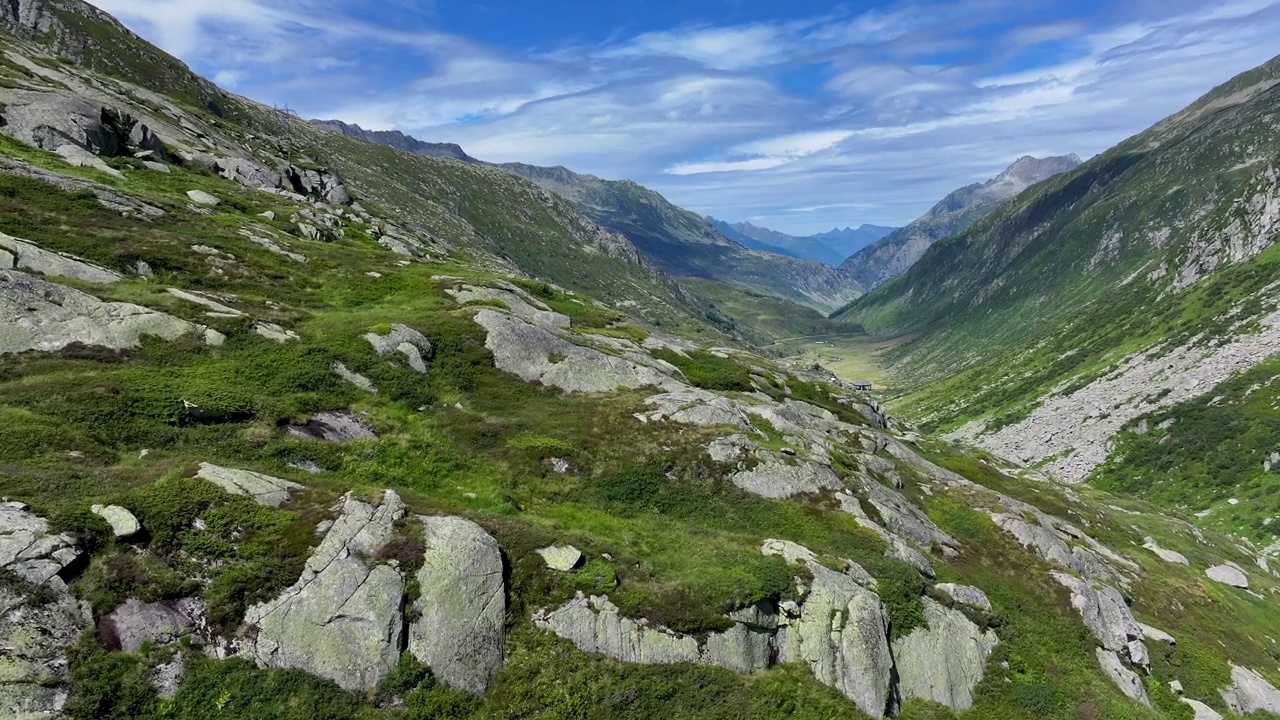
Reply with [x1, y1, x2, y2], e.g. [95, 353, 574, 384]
[0, 2, 1276, 720]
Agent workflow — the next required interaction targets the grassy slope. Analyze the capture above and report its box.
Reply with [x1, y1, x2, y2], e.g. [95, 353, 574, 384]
[1, 15, 1279, 720]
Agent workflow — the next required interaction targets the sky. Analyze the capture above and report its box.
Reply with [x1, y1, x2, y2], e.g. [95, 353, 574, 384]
[89, 0, 1280, 235]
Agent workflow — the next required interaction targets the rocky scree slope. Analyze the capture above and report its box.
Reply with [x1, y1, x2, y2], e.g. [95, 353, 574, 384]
[0, 3, 1279, 720]
[838, 154, 1081, 291]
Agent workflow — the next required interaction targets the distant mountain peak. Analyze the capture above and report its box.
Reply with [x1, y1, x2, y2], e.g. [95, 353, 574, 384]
[996, 154, 1084, 186]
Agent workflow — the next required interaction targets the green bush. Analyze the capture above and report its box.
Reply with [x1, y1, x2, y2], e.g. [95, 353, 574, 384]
[65, 638, 158, 720]
[651, 349, 754, 392]
[164, 656, 362, 720]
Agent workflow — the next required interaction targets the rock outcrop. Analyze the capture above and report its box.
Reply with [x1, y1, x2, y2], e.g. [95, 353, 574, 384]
[363, 324, 434, 373]
[445, 281, 570, 328]
[0, 269, 198, 354]
[195, 463, 302, 508]
[1095, 647, 1151, 705]
[536, 545, 582, 571]
[892, 598, 998, 710]
[1142, 537, 1190, 565]
[0, 233, 121, 284]
[934, 583, 993, 613]
[409, 516, 505, 694]
[533, 594, 777, 675]
[244, 491, 406, 692]
[284, 411, 378, 443]
[0, 503, 92, 719]
[730, 456, 843, 499]
[1220, 664, 1280, 715]
[473, 309, 680, 393]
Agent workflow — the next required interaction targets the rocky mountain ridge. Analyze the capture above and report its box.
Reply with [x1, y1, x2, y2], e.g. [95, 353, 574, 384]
[839, 154, 1082, 289]
[708, 218, 897, 266]
[312, 119, 477, 162]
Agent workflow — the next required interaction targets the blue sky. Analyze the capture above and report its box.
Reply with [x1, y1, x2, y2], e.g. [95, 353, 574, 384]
[92, 0, 1280, 234]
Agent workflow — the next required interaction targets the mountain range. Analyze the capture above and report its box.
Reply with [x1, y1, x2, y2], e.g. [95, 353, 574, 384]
[0, 3, 1278, 719]
[706, 219, 897, 265]
[839, 154, 1083, 289]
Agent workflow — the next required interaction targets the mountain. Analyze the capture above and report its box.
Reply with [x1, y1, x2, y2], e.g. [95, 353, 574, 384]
[1, 4, 1280, 720]
[707, 218, 896, 265]
[312, 119, 477, 162]
[840, 155, 1082, 289]
[840, 56, 1280, 534]
[500, 163, 864, 313]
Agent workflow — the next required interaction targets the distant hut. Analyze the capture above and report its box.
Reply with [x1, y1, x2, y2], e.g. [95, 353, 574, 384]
[853, 379, 873, 392]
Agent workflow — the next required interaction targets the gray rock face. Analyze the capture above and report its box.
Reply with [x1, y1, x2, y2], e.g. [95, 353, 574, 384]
[536, 545, 582, 571]
[90, 504, 141, 538]
[892, 598, 999, 710]
[333, 361, 376, 393]
[473, 309, 680, 393]
[1143, 537, 1190, 565]
[730, 456, 843, 499]
[100, 598, 199, 652]
[862, 480, 958, 552]
[186, 190, 221, 206]
[778, 561, 894, 716]
[0, 270, 197, 355]
[991, 509, 1118, 583]
[0, 233, 122, 283]
[1050, 572, 1146, 663]
[1205, 563, 1249, 588]
[409, 516, 505, 694]
[195, 463, 302, 508]
[533, 594, 776, 674]
[284, 411, 378, 443]
[1095, 647, 1151, 706]
[445, 281, 570, 328]
[1181, 698, 1224, 720]
[644, 387, 751, 428]
[54, 143, 122, 178]
[934, 583, 993, 613]
[244, 491, 406, 692]
[1221, 664, 1280, 715]
[0, 503, 92, 720]
[0, 155, 163, 217]
[1140, 623, 1176, 645]
[836, 493, 936, 578]
[165, 288, 243, 316]
[363, 324, 434, 373]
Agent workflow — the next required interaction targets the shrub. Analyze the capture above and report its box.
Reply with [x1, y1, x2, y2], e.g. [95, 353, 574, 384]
[651, 349, 753, 392]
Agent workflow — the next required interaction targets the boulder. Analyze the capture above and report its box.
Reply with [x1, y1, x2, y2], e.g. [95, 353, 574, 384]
[284, 411, 378, 443]
[166, 288, 243, 316]
[333, 361, 376, 393]
[53, 144, 123, 178]
[1051, 572, 1147, 666]
[533, 594, 776, 674]
[409, 517, 505, 694]
[90, 504, 141, 538]
[1220, 664, 1280, 715]
[195, 463, 302, 508]
[0, 270, 197, 355]
[363, 324, 434, 373]
[0, 504, 92, 719]
[100, 598, 199, 652]
[0, 233, 122, 283]
[1205, 563, 1249, 588]
[1181, 698, 1224, 720]
[892, 597, 999, 710]
[253, 322, 300, 343]
[244, 491, 406, 692]
[186, 190, 221, 206]
[142, 161, 170, 173]
[645, 388, 751, 428]
[537, 545, 582, 571]
[1095, 648, 1150, 706]
[473, 309, 680, 394]
[1139, 623, 1176, 645]
[934, 583, 994, 613]
[1142, 537, 1189, 565]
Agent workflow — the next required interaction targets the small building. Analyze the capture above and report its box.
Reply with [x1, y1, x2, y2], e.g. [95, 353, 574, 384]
[853, 379, 873, 392]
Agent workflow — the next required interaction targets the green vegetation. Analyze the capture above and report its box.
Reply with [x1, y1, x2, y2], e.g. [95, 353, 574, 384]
[651, 348, 755, 392]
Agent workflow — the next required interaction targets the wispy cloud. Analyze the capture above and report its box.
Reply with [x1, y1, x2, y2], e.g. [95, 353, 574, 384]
[87, 0, 1280, 234]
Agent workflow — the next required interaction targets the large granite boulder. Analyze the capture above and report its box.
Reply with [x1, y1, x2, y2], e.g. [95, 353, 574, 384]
[195, 463, 302, 508]
[0, 270, 197, 355]
[934, 583, 993, 613]
[100, 598, 200, 652]
[892, 598, 999, 710]
[284, 411, 378, 443]
[533, 594, 777, 674]
[244, 491, 406, 692]
[409, 516, 506, 694]
[473, 309, 681, 393]
[90, 504, 141, 538]
[0, 503, 92, 719]
[1205, 563, 1249, 589]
